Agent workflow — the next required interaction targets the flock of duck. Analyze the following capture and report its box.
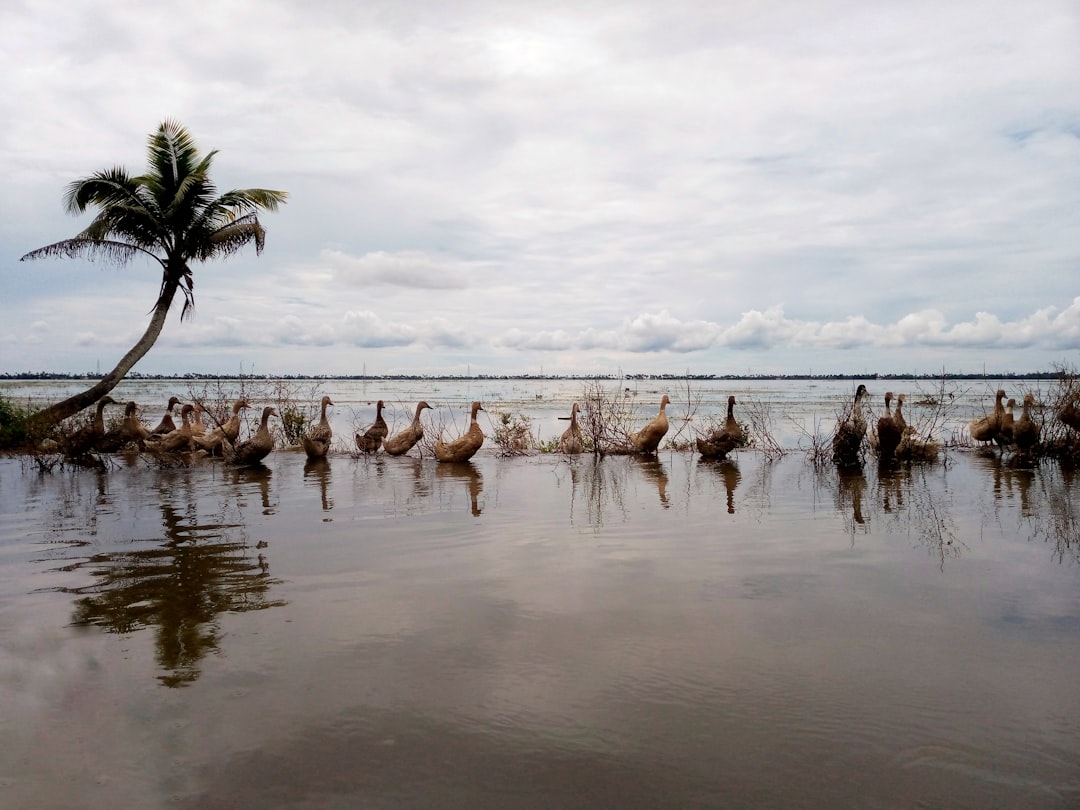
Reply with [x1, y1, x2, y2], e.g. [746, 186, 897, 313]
[53, 391, 751, 467]
[53, 386, 1080, 469]
[831, 385, 1080, 468]
[60, 395, 281, 466]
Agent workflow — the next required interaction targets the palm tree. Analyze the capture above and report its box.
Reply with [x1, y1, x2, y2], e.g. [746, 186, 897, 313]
[21, 119, 287, 425]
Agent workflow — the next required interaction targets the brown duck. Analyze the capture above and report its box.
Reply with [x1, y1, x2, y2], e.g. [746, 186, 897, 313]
[100, 401, 152, 451]
[558, 402, 584, 454]
[384, 401, 431, 456]
[194, 397, 250, 455]
[147, 404, 197, 453]
[697, 395, 744, 460]
[355, 400, 388, 454]
[832, 384, 868, 467]
[64, 396, 118, 457]
[1012, 393, 1040, 460]
[229, 406, 278, 466]
[875, 392, 901, 460]
[435, 401, 484, 463]
[302, 396, 334, 460]
[969, 389, 1007, 446]
[151, 396, 182, 435]
[630, 394, 670, 454]
[1057, 393, 1080, 433]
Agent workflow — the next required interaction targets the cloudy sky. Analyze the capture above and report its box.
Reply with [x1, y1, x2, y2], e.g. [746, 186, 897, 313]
[1, 0, 1078, 377]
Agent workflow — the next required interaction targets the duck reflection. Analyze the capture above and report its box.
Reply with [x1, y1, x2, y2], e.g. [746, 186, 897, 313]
[698, 458, 741, 513]
[1015, 459, 1078, 563]
[303, 457, 334, 512]
[876, 464, 912, 515]
[632, 456, 670, 509]
[875, 465, 961, 567]
[64, 495, 286, 687]
[836, 467, 868, 528]
[978, 452, 1035, 516]
[435, 461, 483, 516]
[229, 464, 275, 515]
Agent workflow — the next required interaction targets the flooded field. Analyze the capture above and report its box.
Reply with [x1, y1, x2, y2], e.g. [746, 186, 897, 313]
[2, 379, 1079, 808]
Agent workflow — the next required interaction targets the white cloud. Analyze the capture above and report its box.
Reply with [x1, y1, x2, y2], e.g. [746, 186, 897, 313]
[322, 249, 469, 290]
[1, 0, 1078, 375]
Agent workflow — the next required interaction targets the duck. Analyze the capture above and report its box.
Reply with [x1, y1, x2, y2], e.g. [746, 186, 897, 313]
[696, 395, 744, 460]
[384, 401, 431, 457]
[1012, 393, 1040, 461]
[630, 394, 671, 454]
[228, 406, 278, 466]
[190, 403, 207, 437]
[355, 400, 388, 454]
[302, 395, 334, 460]
[896, 426, 940, 464]
[435, 401, 485, 463]
[969, 389, 1007, 446]
[893, 393, 907, 434]
[150, 396, 182, 435]
[146, 403, 197, 453]
[1057, 393, 1080, 433]
[831, 384, 869, 467]
[558, 402, 584, 454]
[994, 398, 1017, 451]
[64, 396, 118, 457]
[193, 397, 250, 455]
[100, 401, 152, 451]
[875, 392, 901, 460]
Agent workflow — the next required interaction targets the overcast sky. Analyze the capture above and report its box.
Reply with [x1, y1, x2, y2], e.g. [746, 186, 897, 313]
[2, 0, 1078, 377]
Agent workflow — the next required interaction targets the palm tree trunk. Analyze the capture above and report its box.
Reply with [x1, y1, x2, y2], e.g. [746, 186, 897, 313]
[32, 282, 180, 426]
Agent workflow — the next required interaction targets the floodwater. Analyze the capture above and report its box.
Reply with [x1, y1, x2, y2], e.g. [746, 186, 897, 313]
[1, 380, 1079, 808]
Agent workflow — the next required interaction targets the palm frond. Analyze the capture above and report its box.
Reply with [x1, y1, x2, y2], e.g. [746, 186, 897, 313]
[20, 238, 161, 267]
[146, 119, 201, 191]
[228, 188, 288, 212]
[202, 214, 266, 259]
[64, 168, 144, 215]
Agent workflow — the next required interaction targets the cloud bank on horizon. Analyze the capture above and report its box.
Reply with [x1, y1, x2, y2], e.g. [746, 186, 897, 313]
[1, 0, 1078, 376]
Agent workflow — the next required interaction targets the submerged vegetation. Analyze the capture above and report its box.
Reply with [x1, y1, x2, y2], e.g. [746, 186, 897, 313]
[0, 394, 30, 451]
[8, 366, 1080, 469]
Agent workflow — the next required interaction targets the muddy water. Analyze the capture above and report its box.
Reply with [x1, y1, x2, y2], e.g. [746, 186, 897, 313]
[1, 448, 1078, 809]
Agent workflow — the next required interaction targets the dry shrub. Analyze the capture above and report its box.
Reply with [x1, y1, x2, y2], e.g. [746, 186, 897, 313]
[491, 410, 537, 456]
[1024, 365, 1080, 460]
[579, 380, 638, 455]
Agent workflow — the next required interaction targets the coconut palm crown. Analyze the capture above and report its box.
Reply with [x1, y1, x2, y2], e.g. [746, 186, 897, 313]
[21, 119, 287, 424]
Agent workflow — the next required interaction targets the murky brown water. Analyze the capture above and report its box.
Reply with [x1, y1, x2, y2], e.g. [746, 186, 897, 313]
[1, 447, 1078, 809]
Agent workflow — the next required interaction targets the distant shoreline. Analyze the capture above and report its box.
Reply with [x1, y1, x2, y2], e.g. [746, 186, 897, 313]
[0, 371, 1065, 382]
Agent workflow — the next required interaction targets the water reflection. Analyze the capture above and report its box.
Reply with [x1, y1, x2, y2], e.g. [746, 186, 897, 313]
[61, 481, 286, 687]
[697, 458, 741, 514]
[835, 468, 867, 531]
[303, 457, 334, 513]
[1009, 460, 1080, 564]
[631, 456, 670, 509]
[564, 456, 628, 529]
[435, 461, 484, 516]
[230, 464, 276, 515]
[978, 452, 1036, 516]
[817, 464, 964, 566]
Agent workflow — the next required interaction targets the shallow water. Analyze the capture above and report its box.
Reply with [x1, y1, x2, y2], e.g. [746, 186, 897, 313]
[0, 375, 1040, 451]
[1, 441, 1079, 808]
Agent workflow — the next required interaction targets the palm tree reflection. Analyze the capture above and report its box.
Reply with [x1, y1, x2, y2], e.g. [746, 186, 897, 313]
[65, 493, 285, 687]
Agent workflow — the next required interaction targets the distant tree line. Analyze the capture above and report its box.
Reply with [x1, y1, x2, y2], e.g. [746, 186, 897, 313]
[0, 371, 1069, 382]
